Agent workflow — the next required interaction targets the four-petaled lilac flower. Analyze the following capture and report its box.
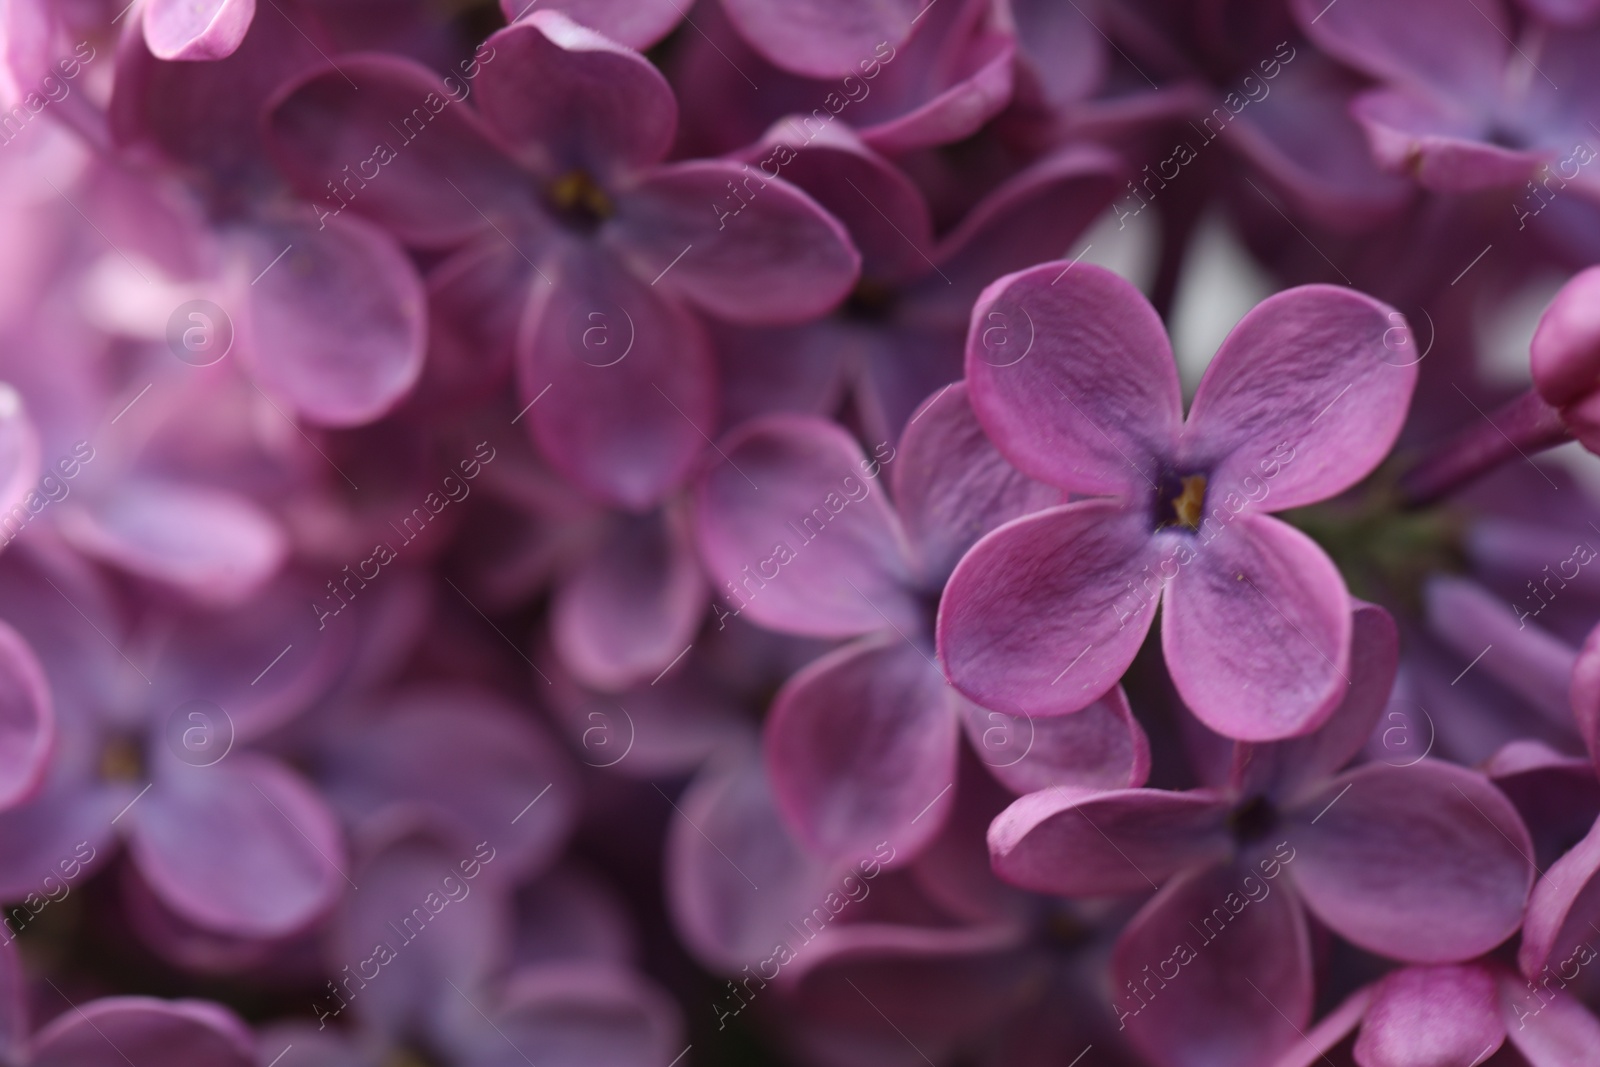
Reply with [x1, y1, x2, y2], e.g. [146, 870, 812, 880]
[988, 605, 1535, 1067]
[696, 384, 1148, 865]
[939, 262, 1417, 740]
[265, 11, 861, 512]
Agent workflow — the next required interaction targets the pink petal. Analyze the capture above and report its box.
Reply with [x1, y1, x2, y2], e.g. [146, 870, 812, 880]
[1232, 602, 1399, 804]
[475, 15, 677, 178]
[1353, 965, 1505, 1067]
[424, 238, 534, 404]
[128, 754, 346, 938]
[1269, 986, 1374, 1067]
[893, 380, 1060, 585]
[718, 0, 922, 79]
[987, 786, 1233, 896]
[501, 0, 685, 49]
[610, 160, 860, 324]
[265, 56, 533, 249]
[766, 636, 958, 862]
[518, 245, 716, 510]
[1163, 515, 1353, 741]
[553, 508, 707, 691]
[31, 998, 255, 1067]
[143, 0, 255, 61]
[694, 415, 918, 638]
[1518, 812, 1600, 980]
[962, 685, 1150, 796]
[939, 501, 1162, 718]
[58, 480, 287, 609]
[963, 263, 1179, 496]
[232, 211, 426, 427]
[0, 618, 51, 810]
[1112, 861, 1314, 1067]
[1288, 761, 1533, 963]
[1183, 285, 1415, 512]
[1425, 576, 1575, 726]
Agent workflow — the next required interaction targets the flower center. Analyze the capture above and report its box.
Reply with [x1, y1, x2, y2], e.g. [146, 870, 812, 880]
[1154, 470, 1208, 532]
[843, 279, 898, 322]
[544, 170, 613, 233]
[1229, 795, 1278, 845]
[99, 734, 146, 784]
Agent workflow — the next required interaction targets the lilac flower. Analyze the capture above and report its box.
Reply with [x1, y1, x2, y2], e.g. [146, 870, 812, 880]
[696, 383, 1148, 864]
[989, 605, 1535, 1067]
[270, 823, 681, 1067]
[110, 3, 427, 427]
[0, 547, 349, 939]
[0, 934, 256, 1067]
[1290, 0, 1600, 195]
[265, 11, 860, 511]
[939, 262, 1416, 740]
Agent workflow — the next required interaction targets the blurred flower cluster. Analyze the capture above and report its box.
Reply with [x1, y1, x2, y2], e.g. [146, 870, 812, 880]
[5, 0, 1600, 1065]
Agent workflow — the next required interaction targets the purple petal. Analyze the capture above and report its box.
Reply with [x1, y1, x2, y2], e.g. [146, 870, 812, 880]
[0, 940, 22, 1064]
[1163, 515, 1353, 741]
[553, 508, 707, 691]
[988, 786, 1232, 896]
[1532, 267, 1600, 408]
[766, 636, 958, 863]
[0, 385, 39, 518]
[1183, 286, 1414, 511]
[1352, 88, 1547, 192]
[323, 685, 578, 882]
[1269, 986, 1374, 1067]
[58, 480, 286, 609]
[502, 0, 685, 49]
[1290, 0, 1508, 101]
[329, 824, 510, 1038]
[1353, 965, 1504, 1067]
[718, 0, 922, 79]
[732, 120, 934, 284]
[665, 748, 845, 972]
[1518, 812, 1600, 981]
[128, 754, 346, 938]
[265, 56, 533, 249]
[1112, 861, 1313, 1067]
[694, 415, 917, 638]
[962, 685, 1150, 796]
[1232, 602, 1399, 803]
[1486, 741, 1600, 871]
[1500, 969, 1600, 1066]
[232, 211, 426, 427]
[424, 238, 533, 404]
[475, 15, 677, 179]
[1574, 621, 1600, 769]
[939, 501, 1161, 718]
[931, 146, 1121, 304]
[1425, 576, 1575, 726]
[143, 0, 255, 60]
[611, 160, 860, 323]
[480, 963, 682, 1067]
[1008, 0, 1106, 113]
[31, 998, 254, 1067]
[1288, 761, 1533, 963]
[0, 619, 51, 811]
[964, 263, 1179, 496]
[518, 245, 716, 510]
[893, 381, 1061, 585]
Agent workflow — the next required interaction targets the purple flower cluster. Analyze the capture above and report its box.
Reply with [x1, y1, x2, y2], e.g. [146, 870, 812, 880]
[4, 0, 1600, 1065]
